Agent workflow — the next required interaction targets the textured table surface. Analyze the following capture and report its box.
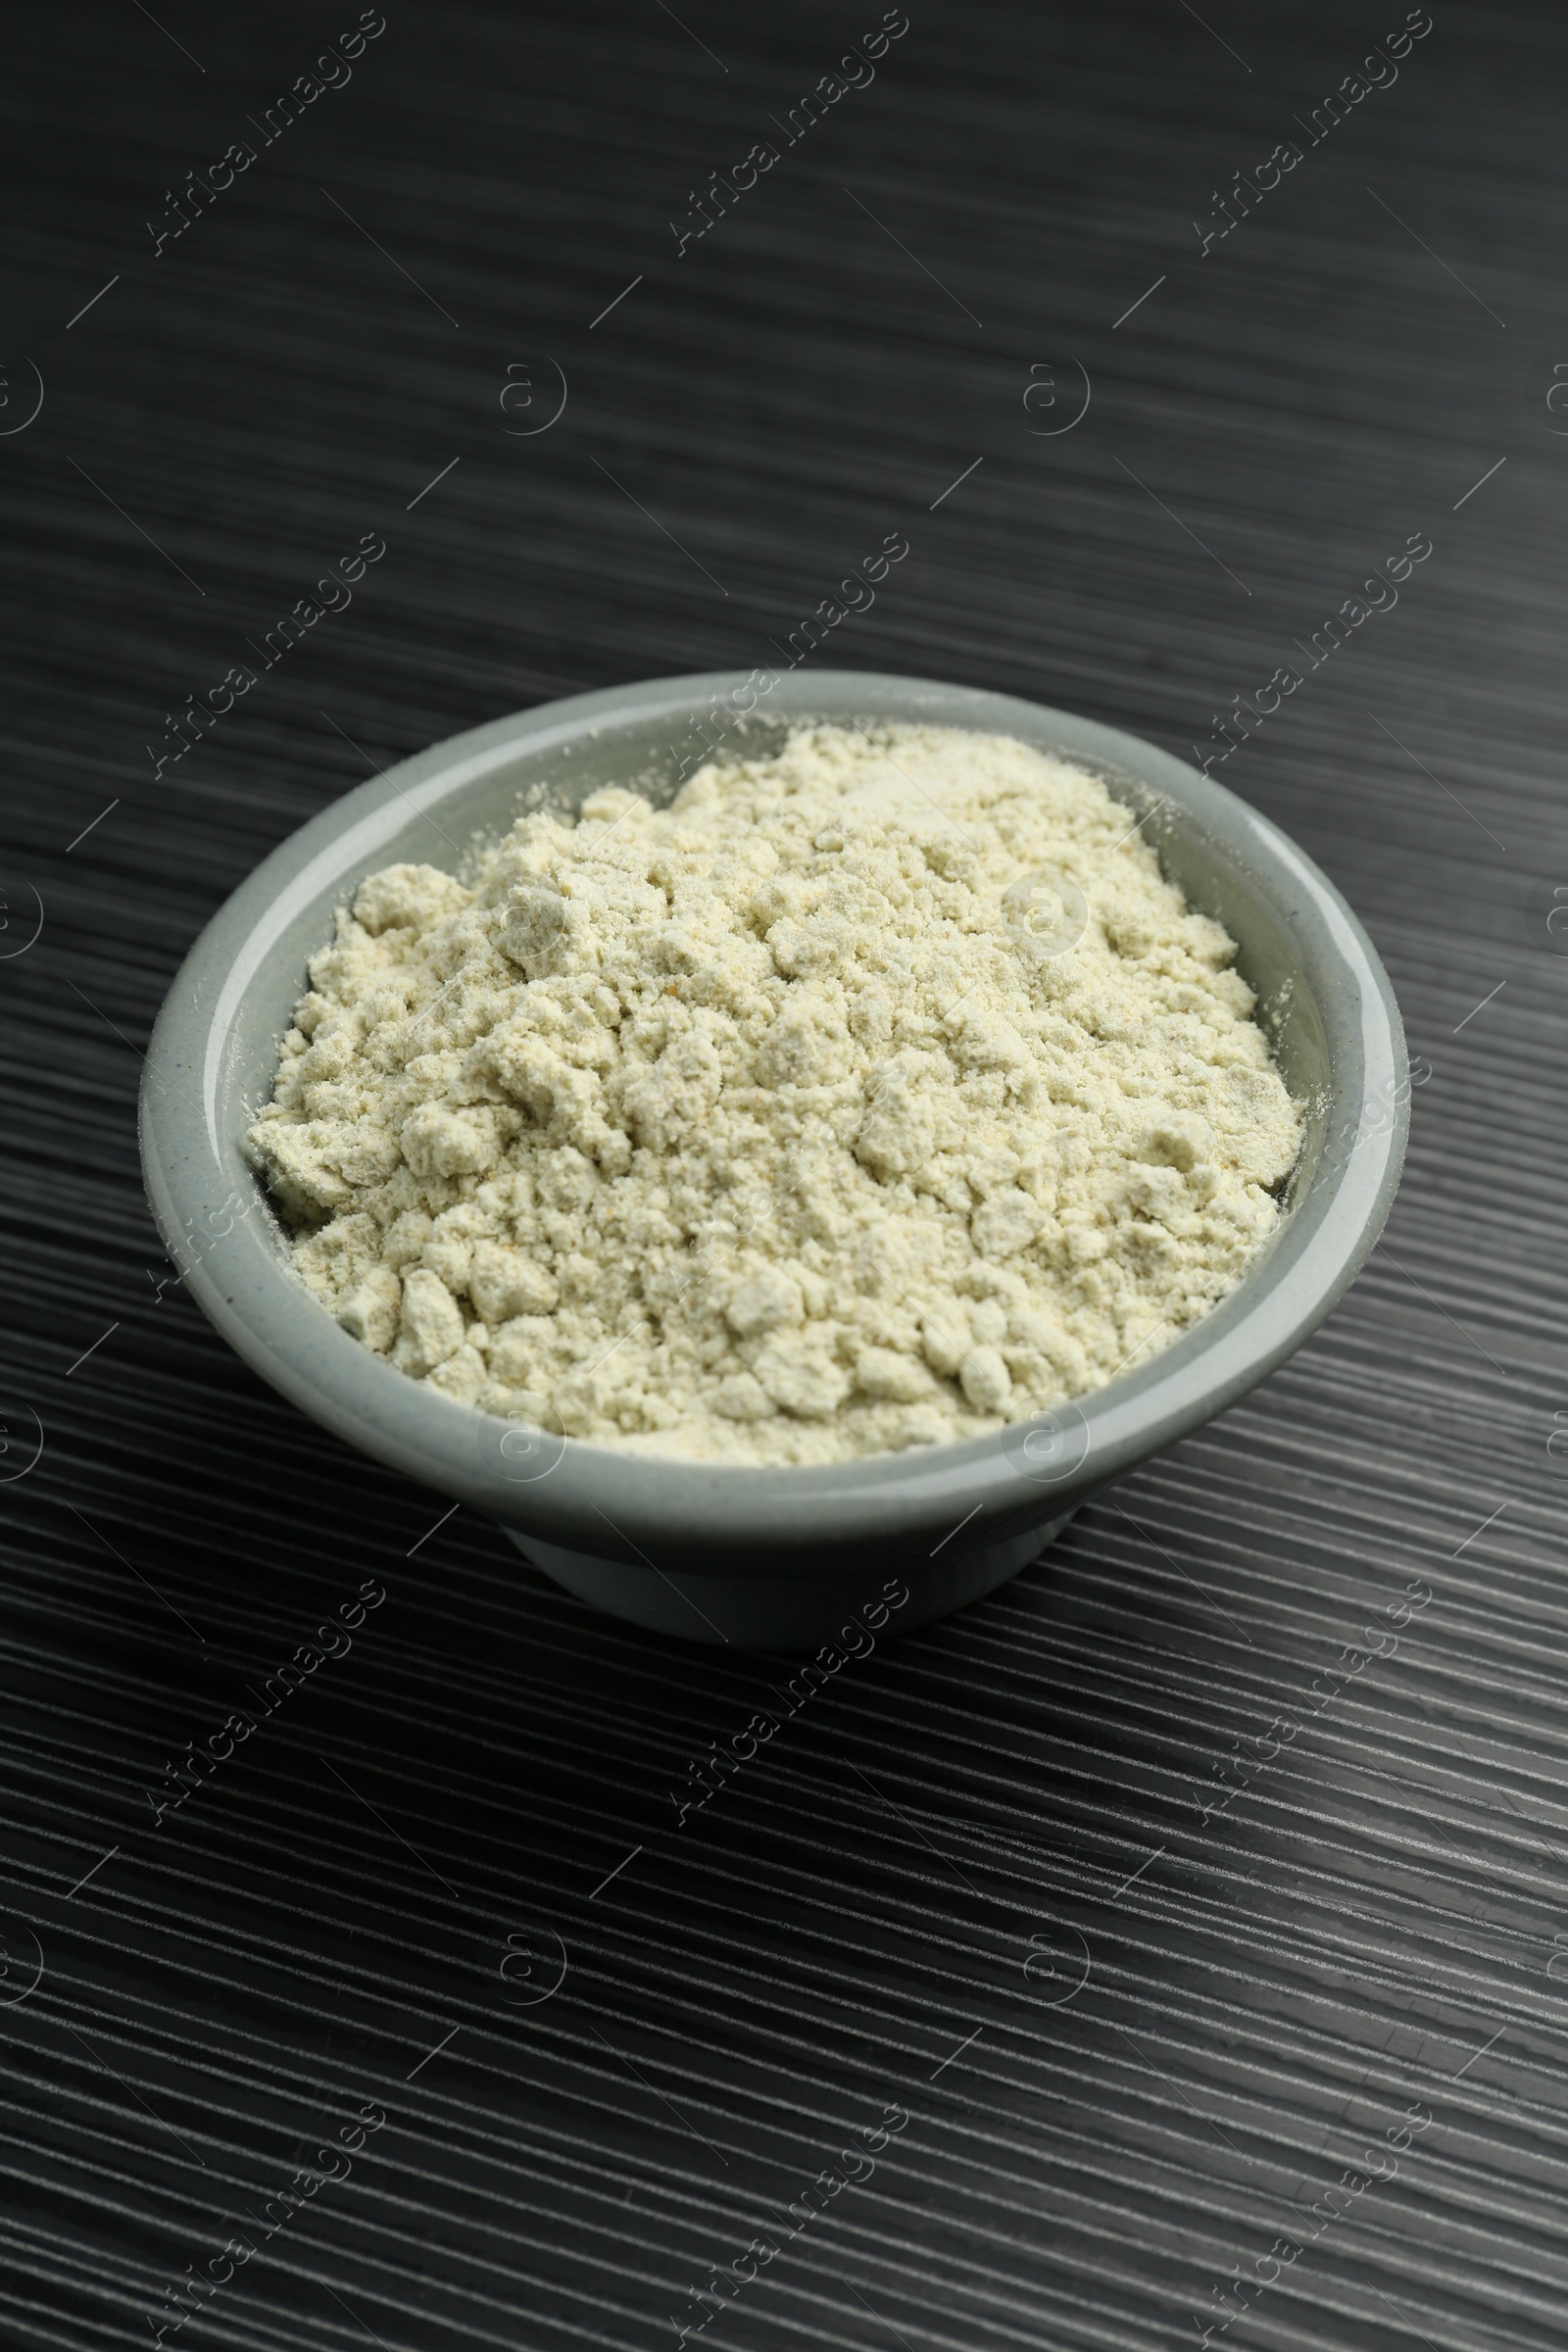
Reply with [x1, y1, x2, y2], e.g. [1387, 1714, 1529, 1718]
[2, 3, 1565, 2347]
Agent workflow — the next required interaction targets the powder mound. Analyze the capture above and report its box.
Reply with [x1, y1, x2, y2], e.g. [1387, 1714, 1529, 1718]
[247, 723, 1301, 1464]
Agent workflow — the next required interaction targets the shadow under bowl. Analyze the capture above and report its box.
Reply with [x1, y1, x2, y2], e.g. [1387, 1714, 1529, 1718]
[140, 670, 1407, 1650]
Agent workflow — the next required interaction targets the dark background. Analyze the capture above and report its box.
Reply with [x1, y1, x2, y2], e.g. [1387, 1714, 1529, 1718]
[2, 3, 1566, 2347]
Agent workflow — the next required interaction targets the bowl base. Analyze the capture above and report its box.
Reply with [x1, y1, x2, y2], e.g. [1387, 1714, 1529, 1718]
[503, 1512, 1078, 1650]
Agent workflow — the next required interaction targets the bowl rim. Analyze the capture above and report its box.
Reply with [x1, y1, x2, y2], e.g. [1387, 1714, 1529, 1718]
[139, 667, 1408, 1561]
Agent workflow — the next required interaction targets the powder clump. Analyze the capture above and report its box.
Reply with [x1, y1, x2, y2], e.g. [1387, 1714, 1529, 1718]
[247, 723, 1301, 1463]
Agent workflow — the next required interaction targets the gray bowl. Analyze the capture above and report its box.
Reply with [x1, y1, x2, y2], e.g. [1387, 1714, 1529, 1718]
[139, 670, 1407, 1651]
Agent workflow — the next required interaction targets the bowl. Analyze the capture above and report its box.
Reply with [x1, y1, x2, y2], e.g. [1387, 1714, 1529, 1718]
[139, 670, 1408, 1651]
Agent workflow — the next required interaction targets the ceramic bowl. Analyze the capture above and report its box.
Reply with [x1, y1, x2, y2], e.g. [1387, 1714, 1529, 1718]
[140, 670, 1408, 1650]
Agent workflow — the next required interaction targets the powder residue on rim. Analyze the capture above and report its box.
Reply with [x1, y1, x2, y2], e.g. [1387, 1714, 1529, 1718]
[246, 723, 1301, 1463]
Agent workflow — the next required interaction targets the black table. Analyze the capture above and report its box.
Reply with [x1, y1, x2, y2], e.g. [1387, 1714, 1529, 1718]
[3, 4, 1564, 2346]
